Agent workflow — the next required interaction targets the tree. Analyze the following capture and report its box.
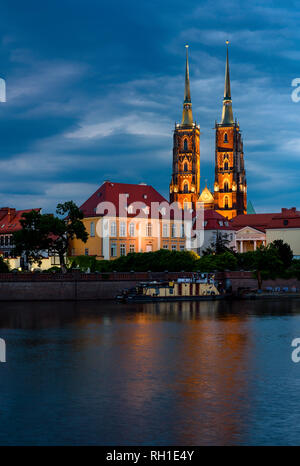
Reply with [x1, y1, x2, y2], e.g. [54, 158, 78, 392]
[13, 210, 51, 266]
[252, 245, 283, 289]
[270, 239, 293, 269]
[13, 201, 88, 272]
[203, 231, 234, 255]
[50, 201, 88, 271]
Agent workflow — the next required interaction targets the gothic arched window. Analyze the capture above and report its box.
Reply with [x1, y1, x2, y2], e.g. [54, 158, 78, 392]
[224, 196, 229, 208]
[183, 183, 189, 193]
[224, 181, 229, 193]
[224, 161, 228, 171]
[184, 139, 188, 151]
[224, 133, 228, 143]
[184, 162, 188, 172]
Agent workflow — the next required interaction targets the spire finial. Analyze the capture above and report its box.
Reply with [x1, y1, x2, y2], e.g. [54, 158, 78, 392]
[221, 41, 234, 125]
[181, 45, 193, 126]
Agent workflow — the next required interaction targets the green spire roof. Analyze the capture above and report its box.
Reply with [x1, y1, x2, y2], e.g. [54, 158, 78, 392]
[221, 42, 234, 125]
[247, 200, 256, 214]
[181, 45, 193, 126]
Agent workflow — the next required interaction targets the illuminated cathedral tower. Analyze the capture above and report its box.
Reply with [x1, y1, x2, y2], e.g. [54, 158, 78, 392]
[213, 43, 247, 219]
[169, 46, 200, 209]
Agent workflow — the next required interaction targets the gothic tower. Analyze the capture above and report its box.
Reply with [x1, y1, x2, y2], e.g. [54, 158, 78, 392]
[170, 46, 200, 209]
[214, 43, 247, 219]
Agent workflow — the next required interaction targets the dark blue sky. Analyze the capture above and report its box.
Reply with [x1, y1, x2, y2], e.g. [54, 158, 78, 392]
[0, 0, 300, 213]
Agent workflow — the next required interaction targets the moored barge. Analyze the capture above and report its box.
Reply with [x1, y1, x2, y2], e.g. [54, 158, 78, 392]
[116, 273, 225, 303]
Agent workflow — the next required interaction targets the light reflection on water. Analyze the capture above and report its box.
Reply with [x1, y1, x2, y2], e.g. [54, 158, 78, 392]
[0, 299, 300, 445]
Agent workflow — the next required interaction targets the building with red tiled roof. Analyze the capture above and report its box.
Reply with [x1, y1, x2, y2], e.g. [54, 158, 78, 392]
[80, 181, 171, 219]
[191, 209, 236, 255]
[230, 207, 300, 254]
[69, 181, 186, 260]
[266, 208, 300, 258]
[0, 207, 41, 258]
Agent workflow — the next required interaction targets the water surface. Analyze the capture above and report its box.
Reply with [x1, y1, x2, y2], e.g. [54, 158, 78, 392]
[0, 299, 300, 445]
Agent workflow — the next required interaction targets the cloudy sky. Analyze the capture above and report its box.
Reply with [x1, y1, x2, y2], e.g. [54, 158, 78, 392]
[0, 0, 300, 213]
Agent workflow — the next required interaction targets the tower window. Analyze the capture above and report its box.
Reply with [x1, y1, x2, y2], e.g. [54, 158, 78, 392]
[183, 183, 189, 193]
[184, 139, 188, 151]
[224, 182, 229, 193]
[184, 162, 188, 172]
[224, 196, 229, 208]
[224, 161, 228, 171]
[224, 133, 228, 143]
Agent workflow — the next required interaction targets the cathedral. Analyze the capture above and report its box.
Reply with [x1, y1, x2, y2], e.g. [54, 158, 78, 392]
[169, 43, 247, 220]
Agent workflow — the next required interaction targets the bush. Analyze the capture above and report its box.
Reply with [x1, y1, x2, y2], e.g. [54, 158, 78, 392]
[0, 256, 9, 273]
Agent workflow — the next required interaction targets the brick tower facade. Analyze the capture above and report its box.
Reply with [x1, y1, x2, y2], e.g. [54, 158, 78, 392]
[170, 46, 200, 209]
[214, 44, 247, 219]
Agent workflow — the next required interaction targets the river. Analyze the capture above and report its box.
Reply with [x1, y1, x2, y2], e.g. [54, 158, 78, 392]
[0, 299, 300, 445]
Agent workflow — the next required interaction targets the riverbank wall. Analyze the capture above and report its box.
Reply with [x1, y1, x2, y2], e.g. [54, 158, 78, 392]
[0, 271, 299, 301]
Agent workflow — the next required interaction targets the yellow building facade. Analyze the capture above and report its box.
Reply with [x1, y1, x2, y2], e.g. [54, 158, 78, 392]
[69, 182, 187, 260]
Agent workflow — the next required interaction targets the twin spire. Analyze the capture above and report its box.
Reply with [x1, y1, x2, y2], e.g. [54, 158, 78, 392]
[181, 45, 193, 126]
[221, 40, 234, 125]
[180, 41, 234, 127]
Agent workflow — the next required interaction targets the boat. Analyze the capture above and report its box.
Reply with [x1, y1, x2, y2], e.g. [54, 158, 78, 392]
[116, 273, 226, 303]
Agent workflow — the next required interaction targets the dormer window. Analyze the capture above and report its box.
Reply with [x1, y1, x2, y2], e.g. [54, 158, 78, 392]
[219, 221, 223, 226]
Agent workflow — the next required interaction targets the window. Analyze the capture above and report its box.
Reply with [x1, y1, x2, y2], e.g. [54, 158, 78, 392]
[224, 197, 229, 208]
[90, 221, 95, 237]
[183, 183, 188, 193]
[120, 221, 126, 237]
[224, 182, 229, 193]
[5, 236, 8, 245]
[202, 221, 208, 227]
[146, 222, 152, 237]
[184, 162, 188, 172]
[0, 236, 3, 246]
[162, 223, 169, 237]
[85, 248, 89, 256]
[224, 133, 228, 143]
[110, 221, 117, 237]
[181, 223, 185, 238]
[224, 161, 228, 171]
[184, 139, 188, 150]
[163, 244, 169, 249]
[180, 244, 185, 251]
[110, 243, 117, 257]
[129, 222, 135, 237]
[171, 224, 176, 238]
[120, 243, 126, 256]
[129, 244, 135, 253]
[172, 245, 177, 251]
[219, 220, 224, 226]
